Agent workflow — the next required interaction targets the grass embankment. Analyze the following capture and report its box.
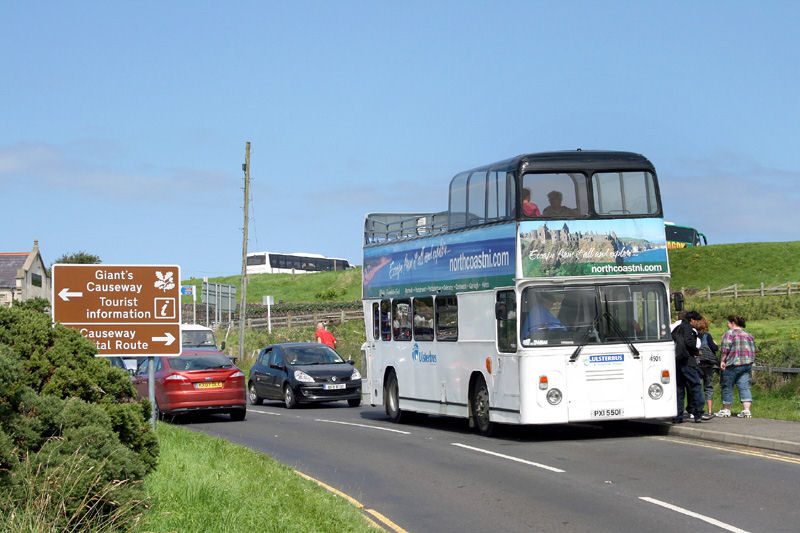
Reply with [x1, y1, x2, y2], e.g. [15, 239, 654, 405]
[669, 241, 800, 291]
[182, 268, 363, 305]
[137, 423, 376, 533]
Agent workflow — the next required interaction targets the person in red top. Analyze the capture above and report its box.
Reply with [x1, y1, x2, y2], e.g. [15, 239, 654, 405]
[315, 321, 337, 350]
[521, 188, 541, 217]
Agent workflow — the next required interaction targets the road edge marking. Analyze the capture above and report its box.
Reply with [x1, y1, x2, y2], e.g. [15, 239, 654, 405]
[652, 436, 800, 464]
[294, 469, 408, 533]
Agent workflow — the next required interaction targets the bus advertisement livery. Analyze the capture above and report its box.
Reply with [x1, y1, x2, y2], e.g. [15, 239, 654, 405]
[361, 151, 676, 435]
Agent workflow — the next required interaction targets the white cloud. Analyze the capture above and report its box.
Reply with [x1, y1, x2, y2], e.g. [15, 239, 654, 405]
[0, 141, 234, 202]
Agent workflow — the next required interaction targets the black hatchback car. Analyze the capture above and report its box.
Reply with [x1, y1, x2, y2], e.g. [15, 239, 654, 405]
[248, 343, 362, 408]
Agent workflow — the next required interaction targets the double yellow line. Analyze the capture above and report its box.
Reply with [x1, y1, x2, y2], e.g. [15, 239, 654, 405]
[294, 470, 409, 533]
[655, 437, 800, 464]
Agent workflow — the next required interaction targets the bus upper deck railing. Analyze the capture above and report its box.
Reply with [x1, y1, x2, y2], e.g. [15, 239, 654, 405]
[365, 212, 449, 244]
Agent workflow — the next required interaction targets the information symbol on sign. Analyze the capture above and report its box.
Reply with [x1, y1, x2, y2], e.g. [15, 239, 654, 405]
[154, 298, 176, 319]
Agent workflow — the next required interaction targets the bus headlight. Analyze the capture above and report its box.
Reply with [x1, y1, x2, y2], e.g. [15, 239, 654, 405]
[546, 388, 562, 405]
[648, 383, 664, 400]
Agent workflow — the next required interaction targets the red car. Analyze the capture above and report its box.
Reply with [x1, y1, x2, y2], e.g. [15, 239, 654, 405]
[133, 353, 246, 421]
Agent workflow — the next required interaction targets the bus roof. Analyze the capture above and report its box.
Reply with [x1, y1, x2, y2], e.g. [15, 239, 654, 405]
[463, 150, 656, 175]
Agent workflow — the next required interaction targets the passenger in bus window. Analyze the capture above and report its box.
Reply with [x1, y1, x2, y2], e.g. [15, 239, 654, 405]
[521, 188, 541, 217]
[542, 190, 577, 217]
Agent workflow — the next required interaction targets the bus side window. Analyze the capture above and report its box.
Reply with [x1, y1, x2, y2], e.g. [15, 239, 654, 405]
[435, 295, 458, 341]
[380, 300, 391, 341]
[392, 299, 412, 341]
[372, 302, 380, 341]
[412, 297, 434, 341]
[496, 290, 516, 352]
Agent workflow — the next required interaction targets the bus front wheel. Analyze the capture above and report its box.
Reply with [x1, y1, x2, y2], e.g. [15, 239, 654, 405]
[471, 378, 494, 437]
[385, 372, 405, 423]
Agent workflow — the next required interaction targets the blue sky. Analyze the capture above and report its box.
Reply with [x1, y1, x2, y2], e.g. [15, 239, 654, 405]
[2, 1, 798, 280]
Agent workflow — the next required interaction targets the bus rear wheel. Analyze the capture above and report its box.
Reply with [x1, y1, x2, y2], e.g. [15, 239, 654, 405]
[472, 378, 494, 436]
[385, 372, 405, 422]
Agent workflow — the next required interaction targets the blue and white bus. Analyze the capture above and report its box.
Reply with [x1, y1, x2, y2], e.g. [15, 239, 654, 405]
[361, 151, 676, 435]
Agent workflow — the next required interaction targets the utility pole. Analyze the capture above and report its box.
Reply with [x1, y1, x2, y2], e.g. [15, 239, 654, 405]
[239, 142, 250, 363]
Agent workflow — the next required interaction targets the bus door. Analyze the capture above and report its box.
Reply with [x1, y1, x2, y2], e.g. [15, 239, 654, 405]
[361, 301, 383, 406]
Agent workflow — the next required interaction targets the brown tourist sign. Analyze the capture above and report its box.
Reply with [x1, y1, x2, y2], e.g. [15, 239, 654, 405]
[52, 264, 182, 356]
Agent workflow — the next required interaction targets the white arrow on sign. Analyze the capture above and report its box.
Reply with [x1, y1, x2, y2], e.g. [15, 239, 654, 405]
[152, 332, 176, 346]
[58, 288, 84, 301]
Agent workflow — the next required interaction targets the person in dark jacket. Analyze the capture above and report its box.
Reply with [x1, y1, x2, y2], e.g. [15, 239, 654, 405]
[671, 310, 706, 423]
[695, 316, 719, 418]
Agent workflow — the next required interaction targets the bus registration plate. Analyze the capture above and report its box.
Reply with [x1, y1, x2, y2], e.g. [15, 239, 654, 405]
[591, 408, 624, 418]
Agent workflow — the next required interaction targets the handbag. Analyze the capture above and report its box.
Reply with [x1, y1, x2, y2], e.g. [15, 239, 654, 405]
[698, 334, 719, 366]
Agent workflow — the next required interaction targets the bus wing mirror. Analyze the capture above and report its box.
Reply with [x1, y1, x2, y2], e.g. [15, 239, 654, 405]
[495, 301, 508, 320]
[672, 292, 684, 312]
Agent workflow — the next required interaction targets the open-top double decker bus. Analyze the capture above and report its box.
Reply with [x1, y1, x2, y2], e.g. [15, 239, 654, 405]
[361, 150, 676, 435]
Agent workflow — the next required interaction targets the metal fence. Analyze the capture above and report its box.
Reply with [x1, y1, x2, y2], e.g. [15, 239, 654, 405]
[240, 309, 364, 330]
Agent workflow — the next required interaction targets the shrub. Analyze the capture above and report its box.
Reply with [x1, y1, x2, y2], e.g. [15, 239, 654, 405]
[0, 303, 157, 528]
[315, 287, 341, 301]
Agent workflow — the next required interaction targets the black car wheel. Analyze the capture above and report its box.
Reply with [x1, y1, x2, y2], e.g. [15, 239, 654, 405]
[348, 397, 361, 408]
[471, 377, 494, 436]
[230, 408, 246, 421]
[283, 384, 297, 409]
[248, 382, 263, 405]
[385, 372, 405, 422]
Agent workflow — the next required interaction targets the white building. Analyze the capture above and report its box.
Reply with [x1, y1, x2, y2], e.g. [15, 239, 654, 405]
[0, 240, 51, 307]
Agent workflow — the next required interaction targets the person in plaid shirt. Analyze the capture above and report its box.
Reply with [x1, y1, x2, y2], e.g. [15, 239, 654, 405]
[716, 315, 756, 418]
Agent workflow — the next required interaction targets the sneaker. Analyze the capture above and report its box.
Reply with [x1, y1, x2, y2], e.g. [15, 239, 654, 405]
[701, 413, 715, 421]
[715, 409, 731, 418]
[736, 410, 752, 418]
[688, 413, 695, 420]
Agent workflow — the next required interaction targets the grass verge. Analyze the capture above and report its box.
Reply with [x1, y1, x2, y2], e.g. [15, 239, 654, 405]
[136, 423, 376, 533]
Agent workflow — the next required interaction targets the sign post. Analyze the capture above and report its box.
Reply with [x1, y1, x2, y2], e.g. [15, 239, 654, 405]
[52, 264, 182, 428]
[262, 295, 274, 333]
[181, 285, 196, 324]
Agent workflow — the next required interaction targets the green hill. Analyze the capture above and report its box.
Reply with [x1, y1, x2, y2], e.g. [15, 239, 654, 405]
[668, 241, 800, 291]
[183, 267, 363, 304]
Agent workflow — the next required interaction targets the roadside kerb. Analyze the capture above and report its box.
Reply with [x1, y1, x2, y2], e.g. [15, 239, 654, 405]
[636, 419, 800, 456]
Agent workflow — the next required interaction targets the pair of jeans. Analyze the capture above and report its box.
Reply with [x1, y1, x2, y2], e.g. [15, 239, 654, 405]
[720, 364, 753, 404]
[676, 361, 705, 417]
